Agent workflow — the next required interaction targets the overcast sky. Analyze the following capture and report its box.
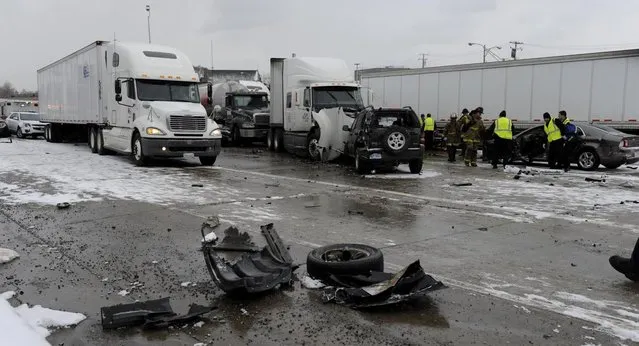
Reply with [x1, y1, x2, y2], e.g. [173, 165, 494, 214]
[2, 0, 638, 90]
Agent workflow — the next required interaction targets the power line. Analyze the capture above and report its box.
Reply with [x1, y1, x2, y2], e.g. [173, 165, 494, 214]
[418, 53, 428, 68]
[509, 41, 524, 60]
[525, 42, 639, 50]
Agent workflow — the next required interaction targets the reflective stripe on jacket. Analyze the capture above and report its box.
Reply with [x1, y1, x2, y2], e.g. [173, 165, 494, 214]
[544, 118, 562, 142]
[424, 117, 435, 131]
[494, 117, 512, 140]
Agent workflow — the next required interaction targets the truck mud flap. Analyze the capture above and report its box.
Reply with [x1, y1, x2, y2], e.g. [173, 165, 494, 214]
[201, 221, 296, 294]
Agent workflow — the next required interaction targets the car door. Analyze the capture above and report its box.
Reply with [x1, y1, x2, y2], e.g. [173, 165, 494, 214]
[518, 126, 546, 160]
[7, 113, 19, 132]
[345, 113, 363, 156]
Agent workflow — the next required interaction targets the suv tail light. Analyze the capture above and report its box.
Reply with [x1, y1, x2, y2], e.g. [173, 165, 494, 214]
[621, 139, 629, 148]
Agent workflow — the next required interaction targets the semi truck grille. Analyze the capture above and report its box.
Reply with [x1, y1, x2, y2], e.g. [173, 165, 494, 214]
[169, 115, 206, 132]
[254, 114, 270, 125]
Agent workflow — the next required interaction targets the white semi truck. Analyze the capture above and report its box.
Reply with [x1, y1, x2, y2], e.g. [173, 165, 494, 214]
[359, 49, 639, 134]
[38, 41, 222, 166]
[268, 57, 365, 161]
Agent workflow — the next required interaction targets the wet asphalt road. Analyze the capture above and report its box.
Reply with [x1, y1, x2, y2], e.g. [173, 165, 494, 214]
[1, 139, 639, 345]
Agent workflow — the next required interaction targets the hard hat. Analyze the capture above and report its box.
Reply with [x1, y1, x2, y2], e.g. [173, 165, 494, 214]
[450, 113, 458, 118]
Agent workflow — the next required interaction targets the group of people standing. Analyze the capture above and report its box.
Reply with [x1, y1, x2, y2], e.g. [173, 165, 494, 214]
[421, 107, 580, 170]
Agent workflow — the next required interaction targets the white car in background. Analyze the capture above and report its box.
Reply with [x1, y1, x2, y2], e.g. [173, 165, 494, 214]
[6, 112, 46, 138]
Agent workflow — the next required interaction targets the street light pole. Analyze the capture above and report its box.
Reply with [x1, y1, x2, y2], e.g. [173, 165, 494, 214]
[468, 42, 502, 63]
[146, 5, 151, 44]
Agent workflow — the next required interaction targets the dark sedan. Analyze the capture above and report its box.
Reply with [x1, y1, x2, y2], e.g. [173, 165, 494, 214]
[487, 123, 639, 170]
[0, 119, 10, 138]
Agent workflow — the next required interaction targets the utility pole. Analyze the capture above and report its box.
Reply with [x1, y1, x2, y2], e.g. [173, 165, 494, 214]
[509, 41, 524, 60]
[468, 42, 502, 63]
[418, 53, 428, 68]
[146, 5, 151, 44]
[210, 40, 214, 69]
[354, 63, 361, 82]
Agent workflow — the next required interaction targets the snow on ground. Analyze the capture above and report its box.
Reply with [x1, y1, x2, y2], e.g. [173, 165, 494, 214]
[0, 291, 86, 345]
[0, 140, 250, 206]
[364, 165, 441, 179]
[0, 248, 19, 264]
[300, 275, 325, 289]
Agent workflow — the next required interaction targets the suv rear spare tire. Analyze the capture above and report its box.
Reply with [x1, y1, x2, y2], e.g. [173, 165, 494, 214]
[382, 126, 410, 155]
[306, 243, 384, 280]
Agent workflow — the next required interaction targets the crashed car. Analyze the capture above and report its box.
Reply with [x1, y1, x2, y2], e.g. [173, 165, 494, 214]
[343, 107, 424, 174]
[5, 112, 46, 138]
[485, 122, 639, 170]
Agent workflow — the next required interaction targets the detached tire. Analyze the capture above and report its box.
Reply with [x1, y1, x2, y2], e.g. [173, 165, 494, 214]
[307, 244, 384, 280]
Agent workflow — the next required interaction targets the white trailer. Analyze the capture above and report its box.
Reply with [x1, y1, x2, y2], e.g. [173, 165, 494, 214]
[360, 49, 639, 133]
[268, 57, 364, 160]
[38, 41, 222, 166]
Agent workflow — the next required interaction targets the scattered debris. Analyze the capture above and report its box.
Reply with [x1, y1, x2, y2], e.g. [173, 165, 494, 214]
[117, 290, 129, 297]
[451, 182, 472, 187]
[193, 321, 205, 328]
[201, 220, 296, 294]
[56, 202, 70, 210]
[202, 231, 217, 243]
[627, 166, 637, 170]
[265, 183, 280, 188]
[513, 175, 521, 180]
[191, 184, 204, 187]
[101, 277, 109, 282]
[478, 227, 488, 232]
[320, 260, 445, 308]
[100, 297, 215, 330]
[585, 177, 605, 183]
[571, 263, 577, 267]
[620, 181, 635, 189]
[0, 248, 20, 264]
[180, 282, 192, 287]
[152, 260, 159, 264]
[307, 244, 383, 280]
[347, 210, 364, 215]
[304, 203, 321, 208]
[240, 308, 248, 316]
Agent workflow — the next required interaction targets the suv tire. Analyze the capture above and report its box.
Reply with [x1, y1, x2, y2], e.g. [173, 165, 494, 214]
[409, 159, 423, 174]
[382, 126, 410, 155]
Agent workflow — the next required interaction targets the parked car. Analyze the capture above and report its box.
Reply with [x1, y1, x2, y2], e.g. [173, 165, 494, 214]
[5, 112, 46, 138]
[486, 123, 639, 170]
[343, 107, 424, 174]
[0, 117, 10, 138]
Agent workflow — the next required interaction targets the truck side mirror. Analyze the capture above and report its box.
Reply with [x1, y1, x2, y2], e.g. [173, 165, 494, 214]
[342, 125, 350, 132]
[115, 94, 122, 102]
[207, 83, 213, 105]
[114, 80, 122, 95]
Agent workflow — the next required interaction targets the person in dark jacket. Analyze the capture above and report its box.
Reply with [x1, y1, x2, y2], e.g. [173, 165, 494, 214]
[486, 110, 514, 168]
[609, 238, 639, 282]
[542, 112, 566, 169]
[557, 110, 580, 172]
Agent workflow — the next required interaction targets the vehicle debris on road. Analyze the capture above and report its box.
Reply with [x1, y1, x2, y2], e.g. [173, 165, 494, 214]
[201, 219, 296, 294]
[56, 202, 70, 210]
[0, 248, 20, 264]
[451, 182, 473, 187]
[100, 297, 215, 330]
[304, 243, 445, 308]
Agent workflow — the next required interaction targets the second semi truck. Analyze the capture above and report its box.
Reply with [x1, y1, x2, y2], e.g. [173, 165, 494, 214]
[38, 41, 222, 166]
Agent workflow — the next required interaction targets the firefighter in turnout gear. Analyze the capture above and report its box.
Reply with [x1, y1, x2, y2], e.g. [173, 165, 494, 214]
[443, 113, 462, 162]
[543, 112, 566, 169]
[487, 110, 514, 168]
[458, 108, 470, 156]
[462, 109, 485, 167]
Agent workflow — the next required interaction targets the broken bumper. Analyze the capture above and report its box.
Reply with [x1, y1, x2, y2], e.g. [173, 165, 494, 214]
[361, 146, 424, 165]
[141, 138, 221, 158]
[239, 128, 269, 139]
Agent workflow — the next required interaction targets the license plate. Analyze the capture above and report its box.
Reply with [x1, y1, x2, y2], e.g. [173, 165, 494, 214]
[184, 153, 195, 158]
[370, 153, 382, 160]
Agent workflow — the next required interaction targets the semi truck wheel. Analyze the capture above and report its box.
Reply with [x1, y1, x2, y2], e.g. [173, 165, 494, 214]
[89, 127, 98, 153]
[96, 129, 107, 155]
[274, 129, 284, 152]
[131, 133, 147, 166]
[44, 126, 51, 142]
[307, 129, 321, 161]
[199, 156, 217, 166]
[267, 130, 274, 151]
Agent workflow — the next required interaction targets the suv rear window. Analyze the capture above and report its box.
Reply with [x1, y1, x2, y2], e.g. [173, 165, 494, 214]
[371, 111, 419, 128]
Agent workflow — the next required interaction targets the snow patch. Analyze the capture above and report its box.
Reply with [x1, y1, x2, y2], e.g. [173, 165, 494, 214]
[117, 290, 129, 297]
[365, 168, 440, 179]
[300, 275, 325, 289]
[1, 291, 16, 300]
[202, 231, 217, 243]
[193, 321, 205, 328]
[0, 248, 20, 264]
[513, 304, 531, 314]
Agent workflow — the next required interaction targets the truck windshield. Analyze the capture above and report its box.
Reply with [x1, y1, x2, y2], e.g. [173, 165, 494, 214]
[136, 80, 200, 103]
[312, 87, 364, 113]
[19, 113, 40, 121]
[234, 95, 269, 109]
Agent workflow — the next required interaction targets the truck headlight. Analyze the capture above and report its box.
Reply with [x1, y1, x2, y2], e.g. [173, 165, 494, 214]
[145, 127, 166, 135]
[241, 122, 255, 129]
[210, 128, 222, 138]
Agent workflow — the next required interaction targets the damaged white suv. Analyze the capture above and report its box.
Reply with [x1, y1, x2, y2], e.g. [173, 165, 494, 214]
[6, 112, 46, 139]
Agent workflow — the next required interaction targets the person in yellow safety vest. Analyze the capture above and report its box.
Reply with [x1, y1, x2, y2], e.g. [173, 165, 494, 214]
[458, 108, 470, 156]
[462, 109, 485, 167]
[487, 110, 514, 169]
[423, 113, 435, 152]
[557, 110, 581, 172]
[543, 112, 566, 169]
